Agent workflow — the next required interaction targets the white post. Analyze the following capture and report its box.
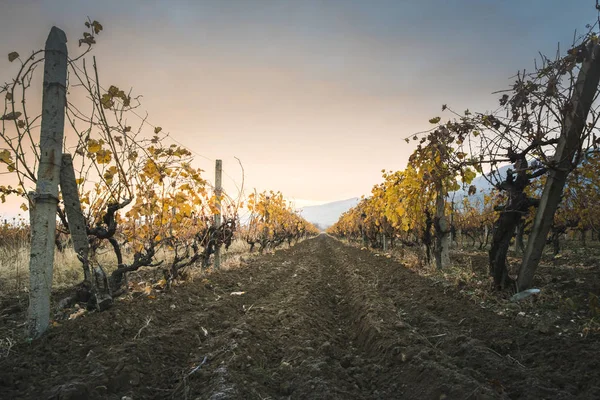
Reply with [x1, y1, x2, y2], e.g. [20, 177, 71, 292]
[518, 43, 600, 290]
[60, 154, 90, 281]
[27, 27, 68, 338]
[214, 160, 222, 269]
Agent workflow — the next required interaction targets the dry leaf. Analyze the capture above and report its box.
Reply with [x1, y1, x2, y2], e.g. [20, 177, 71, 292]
[0, 111, 22, 121]
[68, 308, 86, 320]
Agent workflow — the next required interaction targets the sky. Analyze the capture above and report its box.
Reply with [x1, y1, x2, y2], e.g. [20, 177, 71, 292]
[0, 0, 597, 217]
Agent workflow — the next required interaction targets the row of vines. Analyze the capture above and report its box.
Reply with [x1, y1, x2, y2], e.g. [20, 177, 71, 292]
[0, 20, 318, 336]
[329, 18, 600, 292]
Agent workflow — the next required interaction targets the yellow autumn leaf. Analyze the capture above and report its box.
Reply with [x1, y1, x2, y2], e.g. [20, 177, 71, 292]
[155, 278, 167, 288]
[463, 168, 476, 184]
[108, 85, 119, 96]
[100, 94, 114, 109]
[87, 139, 101, 154]
[92, 20, 103, 34]
[95, 149, 112, 164]
[20, 203, 28, 211]
[103, 169, 115, 184]
[0, 149, 11, 163]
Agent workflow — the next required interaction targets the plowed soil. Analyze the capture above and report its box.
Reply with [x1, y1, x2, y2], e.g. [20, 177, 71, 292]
[1, 235, 599, 399]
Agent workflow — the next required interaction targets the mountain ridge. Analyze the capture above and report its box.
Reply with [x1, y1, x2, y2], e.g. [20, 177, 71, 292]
[299, 197, 360, 229]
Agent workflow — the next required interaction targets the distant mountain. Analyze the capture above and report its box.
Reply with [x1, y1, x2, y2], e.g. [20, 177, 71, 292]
[451, 164, 512, 209]
[299, 197, 360, 229]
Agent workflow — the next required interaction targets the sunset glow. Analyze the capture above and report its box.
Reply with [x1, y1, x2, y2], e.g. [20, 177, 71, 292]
[0, 0, 594, 217]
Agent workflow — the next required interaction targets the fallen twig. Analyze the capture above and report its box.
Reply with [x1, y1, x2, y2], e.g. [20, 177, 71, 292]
[465, 385, 482, 399]
[0, 337, 14, 358]
[485, 346, 503, 359]
[427, 333, 447, 338]
[134, 316, 152, 340]
[507, 354, 527, 369]
[188, 356, 208, 376]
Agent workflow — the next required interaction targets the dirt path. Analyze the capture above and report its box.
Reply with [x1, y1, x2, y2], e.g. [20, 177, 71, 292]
[1, 235, 598, 399]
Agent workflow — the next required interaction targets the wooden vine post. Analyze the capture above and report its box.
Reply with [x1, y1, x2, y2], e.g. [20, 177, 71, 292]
[27, 27, 68, 338]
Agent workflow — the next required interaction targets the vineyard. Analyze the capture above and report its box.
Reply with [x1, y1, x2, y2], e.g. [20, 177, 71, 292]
[1, 8, 600, 400]
[0, 22, 319, 337]
[328, 23, 600, 294]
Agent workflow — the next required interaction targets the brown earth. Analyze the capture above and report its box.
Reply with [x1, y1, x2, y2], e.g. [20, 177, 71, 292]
[0, 235, 599, 399]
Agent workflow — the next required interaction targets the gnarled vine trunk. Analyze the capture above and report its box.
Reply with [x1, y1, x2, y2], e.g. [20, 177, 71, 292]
[489, 161, 537, 290]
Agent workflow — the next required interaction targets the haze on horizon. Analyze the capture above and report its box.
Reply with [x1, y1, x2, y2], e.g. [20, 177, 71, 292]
[0, 0, 596, 217]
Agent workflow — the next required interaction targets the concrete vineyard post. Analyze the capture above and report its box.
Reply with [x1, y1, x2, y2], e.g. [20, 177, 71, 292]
[27, 27, 68, 338]
[214, 159, 222, 269]
[518, 44, 600, 291]
[449, 200, 454, 249]
[59, 154, 90, 281]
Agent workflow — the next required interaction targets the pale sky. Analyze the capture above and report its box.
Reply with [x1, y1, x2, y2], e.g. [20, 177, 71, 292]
[0, 0, 596, 217]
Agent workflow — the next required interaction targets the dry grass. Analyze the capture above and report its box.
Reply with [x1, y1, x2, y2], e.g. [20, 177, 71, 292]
[0, 243, 85, 295]
[215, 238, 308, 271]
[0, 238, 259, 294]
[207, 239, 254, 272]
[225, 238, 252, 254]
[0, 237, 306, 296]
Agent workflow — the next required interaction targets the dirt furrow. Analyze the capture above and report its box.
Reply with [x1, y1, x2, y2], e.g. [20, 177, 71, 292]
[194, 236, 503, 399]
[194, 237, 370, 399]
[328, 237, 599, 399]
[1, 235, 598, 399]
